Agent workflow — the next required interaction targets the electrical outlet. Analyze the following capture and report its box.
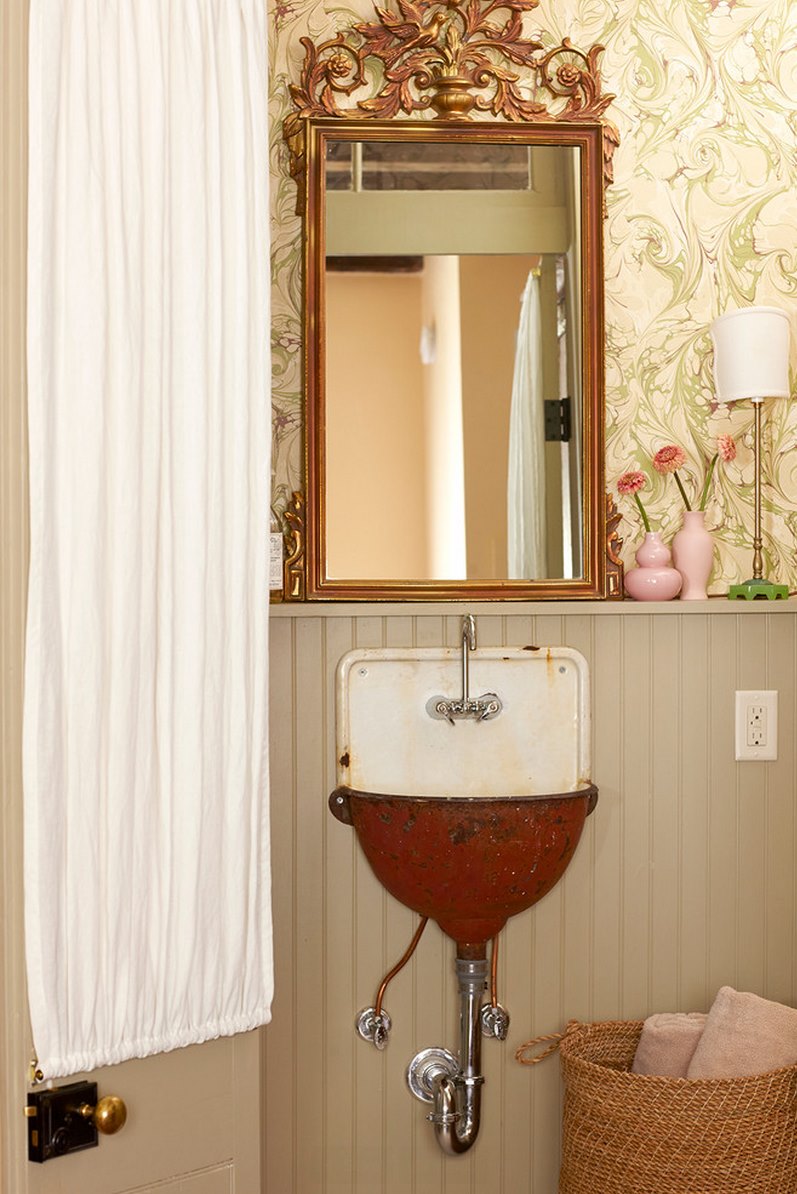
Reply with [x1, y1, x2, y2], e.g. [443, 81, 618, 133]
[735, 690, 778, 761]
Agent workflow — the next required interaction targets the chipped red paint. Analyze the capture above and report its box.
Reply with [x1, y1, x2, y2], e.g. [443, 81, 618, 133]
[329, 786, 597, 953]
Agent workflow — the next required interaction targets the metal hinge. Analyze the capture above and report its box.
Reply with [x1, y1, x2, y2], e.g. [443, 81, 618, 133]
[544, 396, 572, 442]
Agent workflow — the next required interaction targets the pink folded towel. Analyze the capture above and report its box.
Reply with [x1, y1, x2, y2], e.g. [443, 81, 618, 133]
[686, 986, 797, 1079]
[631, 1012, 707, 1077]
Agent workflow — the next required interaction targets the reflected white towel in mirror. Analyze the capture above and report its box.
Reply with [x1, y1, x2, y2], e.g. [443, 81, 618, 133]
[507, 272, 547, 579]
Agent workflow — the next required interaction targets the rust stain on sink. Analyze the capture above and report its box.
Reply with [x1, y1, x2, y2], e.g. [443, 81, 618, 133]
[329, 786, 598, 951]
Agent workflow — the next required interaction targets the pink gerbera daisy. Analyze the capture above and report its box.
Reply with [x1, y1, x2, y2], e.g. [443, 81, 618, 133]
[699, 434, 737, 509]
[653, 444, 687, 475]
[717, 433, 736, 463]
[617, 470, 646, 495]
[617, 471, 650, 531]
[653, 444, 692, 509]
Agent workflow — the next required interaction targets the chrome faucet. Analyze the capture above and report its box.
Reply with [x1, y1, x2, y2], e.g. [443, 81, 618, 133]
[426, 614, 502, 725]
[461, 613, 476, 705]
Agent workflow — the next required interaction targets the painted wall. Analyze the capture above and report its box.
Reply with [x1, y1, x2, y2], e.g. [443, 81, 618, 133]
[269, 0, 797, 591]
[326, 271, 429, 578]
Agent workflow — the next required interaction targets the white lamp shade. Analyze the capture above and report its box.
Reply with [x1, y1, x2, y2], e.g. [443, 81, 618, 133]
[710, 306, 791, 403]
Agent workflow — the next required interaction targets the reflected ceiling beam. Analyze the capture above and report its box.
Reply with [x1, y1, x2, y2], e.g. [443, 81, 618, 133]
[326, 192, 570, 257]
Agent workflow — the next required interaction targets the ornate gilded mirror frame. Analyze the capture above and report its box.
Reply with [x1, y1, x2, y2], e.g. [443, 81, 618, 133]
[281, 0, 623, 600]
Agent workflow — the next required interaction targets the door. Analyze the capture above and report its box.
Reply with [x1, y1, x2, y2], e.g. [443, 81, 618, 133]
[1, 4, 263, 1190]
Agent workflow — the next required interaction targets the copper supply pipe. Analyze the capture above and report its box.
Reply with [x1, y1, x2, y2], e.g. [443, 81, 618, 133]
[374, 916, 429, 1017]
[490, 933, 500, 1008]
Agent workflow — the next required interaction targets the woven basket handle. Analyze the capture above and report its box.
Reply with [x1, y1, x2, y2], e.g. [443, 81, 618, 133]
[515, 1020, 581, 1066]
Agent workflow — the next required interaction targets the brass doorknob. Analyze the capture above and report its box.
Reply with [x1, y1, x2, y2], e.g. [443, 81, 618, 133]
[78, 1094, 127, 1135]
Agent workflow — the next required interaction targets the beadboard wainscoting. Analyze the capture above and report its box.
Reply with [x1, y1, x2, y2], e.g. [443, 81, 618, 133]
[265, 603, 797, 1194]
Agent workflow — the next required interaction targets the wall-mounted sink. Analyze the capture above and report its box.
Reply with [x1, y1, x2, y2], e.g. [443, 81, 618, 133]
[330, 639, 597, 954]
[329, 623, 598, 1156]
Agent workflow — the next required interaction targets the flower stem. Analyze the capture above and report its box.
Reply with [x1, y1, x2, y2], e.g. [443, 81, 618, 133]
[633, 491, 651, 533]
[673, 470, 692, 511]
[698, 454, 718, 511]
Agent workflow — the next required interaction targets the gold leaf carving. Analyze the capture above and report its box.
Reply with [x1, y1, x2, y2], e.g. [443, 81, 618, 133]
[284, 0, 615, 137]
[605, 493, 624, 600]
[283, 490, 306, 602]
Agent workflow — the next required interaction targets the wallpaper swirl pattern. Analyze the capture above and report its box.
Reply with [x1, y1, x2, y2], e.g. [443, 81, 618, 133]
[269, 0, 797, 589]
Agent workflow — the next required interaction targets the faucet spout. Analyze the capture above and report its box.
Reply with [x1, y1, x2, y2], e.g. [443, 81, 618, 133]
[461, 614, 476, 705]
[426, 614, 503, 725]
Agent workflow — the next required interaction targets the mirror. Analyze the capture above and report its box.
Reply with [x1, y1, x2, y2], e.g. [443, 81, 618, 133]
[325, 137, 583, 583]
[281, 3, 619, 600]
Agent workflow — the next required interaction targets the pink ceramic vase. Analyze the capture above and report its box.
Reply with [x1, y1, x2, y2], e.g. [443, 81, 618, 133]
[624, 532, 683, 601]
[672, 510, 714, 600]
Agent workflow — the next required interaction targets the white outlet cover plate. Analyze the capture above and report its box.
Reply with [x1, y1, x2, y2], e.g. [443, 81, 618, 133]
[735, 689, 778, 761]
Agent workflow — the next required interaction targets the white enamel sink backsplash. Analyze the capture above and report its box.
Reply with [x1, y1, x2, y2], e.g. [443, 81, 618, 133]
[335, 646, 591, 798]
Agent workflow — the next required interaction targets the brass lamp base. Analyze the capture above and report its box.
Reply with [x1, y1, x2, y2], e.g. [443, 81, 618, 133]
[728, 579, 789, 600]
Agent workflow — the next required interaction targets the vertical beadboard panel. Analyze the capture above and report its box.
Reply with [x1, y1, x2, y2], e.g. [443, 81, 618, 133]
[323, 616, 358, 1194]
[619, 615, 653, 1017]
[263, 619, 296, 1193]
[265, 605, 797, 1193]
[1, 3, 29, 1193]
[649, 615, 681, 1013]
[707, 615, 739, 997]
[589, 613, 623, 1021]
[765, 615, 796, 1003]
[678, 615, 711, 1011]
[293, 618, 327, 1192]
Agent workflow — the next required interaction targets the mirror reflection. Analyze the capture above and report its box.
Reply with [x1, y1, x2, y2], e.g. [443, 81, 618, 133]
[323, 139, 583, 582]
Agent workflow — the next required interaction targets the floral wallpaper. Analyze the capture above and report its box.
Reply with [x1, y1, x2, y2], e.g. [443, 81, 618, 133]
[269, 0, 797, 590]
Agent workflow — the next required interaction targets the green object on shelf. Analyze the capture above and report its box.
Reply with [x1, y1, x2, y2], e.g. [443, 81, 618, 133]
[728, 579, 789, 600]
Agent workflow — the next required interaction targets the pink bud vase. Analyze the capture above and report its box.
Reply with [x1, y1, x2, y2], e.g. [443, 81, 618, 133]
[624, 532, 683, 601]
[672, 510, 713, 600]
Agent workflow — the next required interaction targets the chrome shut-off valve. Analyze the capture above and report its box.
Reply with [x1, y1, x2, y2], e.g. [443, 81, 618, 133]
[356, 1006, 392, 1050]
[480, 1002, 510, 1040]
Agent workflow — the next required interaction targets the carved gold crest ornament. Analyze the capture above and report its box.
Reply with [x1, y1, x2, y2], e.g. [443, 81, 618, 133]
[284, 0, 619, 207]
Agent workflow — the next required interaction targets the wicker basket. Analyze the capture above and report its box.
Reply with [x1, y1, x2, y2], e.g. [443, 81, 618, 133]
[520, 1019, 797, 1194]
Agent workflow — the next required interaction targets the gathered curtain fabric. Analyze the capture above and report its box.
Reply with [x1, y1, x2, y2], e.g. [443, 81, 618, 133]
[507, 271, 547, 579]
[24, 0, 273, 1078]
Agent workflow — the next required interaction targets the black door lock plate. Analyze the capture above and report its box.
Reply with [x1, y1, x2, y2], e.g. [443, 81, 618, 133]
[27, 1081, 99, 1163]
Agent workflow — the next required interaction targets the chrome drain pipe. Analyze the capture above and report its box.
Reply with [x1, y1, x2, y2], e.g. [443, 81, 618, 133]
[432, 957, 487, 1154]
[408, 955, 489, 1155]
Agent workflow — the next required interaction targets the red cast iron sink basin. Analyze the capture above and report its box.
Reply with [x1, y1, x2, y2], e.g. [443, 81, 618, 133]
[330, 784, 598, 954]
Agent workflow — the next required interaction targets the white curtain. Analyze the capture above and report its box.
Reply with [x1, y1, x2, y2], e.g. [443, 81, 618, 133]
[507, 272, 547, 579]
[24, 0, 272, 1078]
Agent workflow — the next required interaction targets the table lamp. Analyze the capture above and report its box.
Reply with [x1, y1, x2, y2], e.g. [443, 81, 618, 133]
[710, 306, 792, 600]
